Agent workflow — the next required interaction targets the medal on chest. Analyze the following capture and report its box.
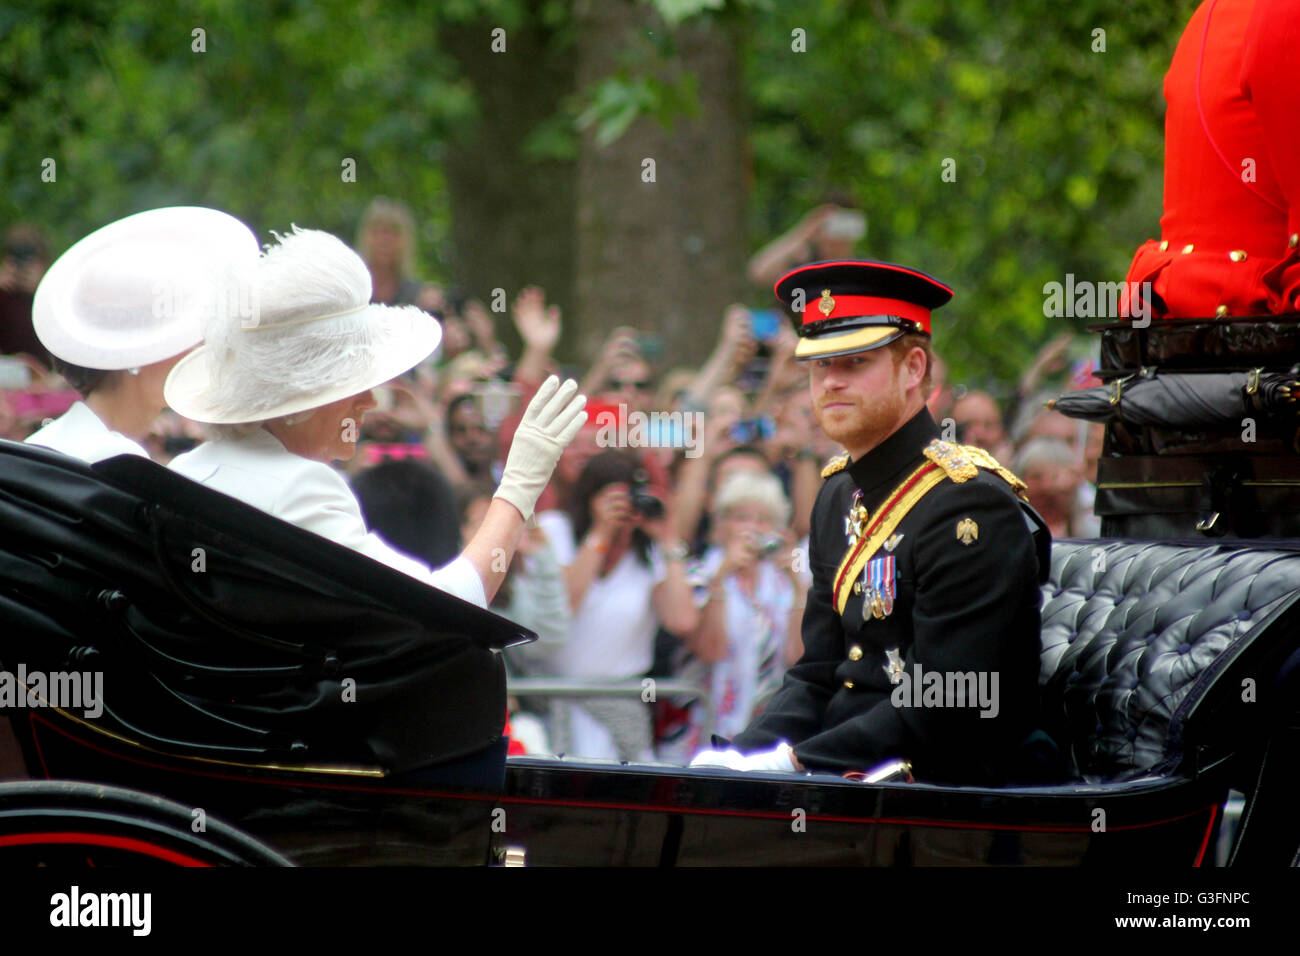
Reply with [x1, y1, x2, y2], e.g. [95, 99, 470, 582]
[843, 490, 869, 548]
[860, 554, 897, 621]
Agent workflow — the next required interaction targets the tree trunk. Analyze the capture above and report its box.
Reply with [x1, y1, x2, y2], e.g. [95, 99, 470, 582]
[439, 18, 578, 359]
[572, 0, 748, 369]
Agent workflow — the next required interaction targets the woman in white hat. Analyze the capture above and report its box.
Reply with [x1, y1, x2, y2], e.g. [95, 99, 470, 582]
[165, 227, 585, 608]
[24, 207, 259, 463]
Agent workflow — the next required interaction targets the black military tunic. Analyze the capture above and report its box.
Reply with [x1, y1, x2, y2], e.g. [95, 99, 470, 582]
[732, 406, 1049, 783]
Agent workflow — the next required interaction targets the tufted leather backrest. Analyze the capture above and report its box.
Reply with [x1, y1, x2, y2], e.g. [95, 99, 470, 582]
[1039, 540, 1300, 782]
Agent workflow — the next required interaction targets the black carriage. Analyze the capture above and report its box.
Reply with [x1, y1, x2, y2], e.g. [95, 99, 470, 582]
[2, 425, 1299, 867]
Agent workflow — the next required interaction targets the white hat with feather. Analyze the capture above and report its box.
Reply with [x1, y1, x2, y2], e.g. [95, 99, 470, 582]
[164, 227, 441, 424]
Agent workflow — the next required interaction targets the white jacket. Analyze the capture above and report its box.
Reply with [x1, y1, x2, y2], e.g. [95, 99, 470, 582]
[24, 402, 150, 464]
[169, 429, 485, 607]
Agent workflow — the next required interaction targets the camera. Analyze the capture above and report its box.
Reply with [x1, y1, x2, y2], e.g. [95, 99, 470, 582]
[630, 486, 664, 521]
[755, 532, 783, 557]
[729, 416, 775, 445]
[629, 471, 663, 520]
[748, 309, 781, 343]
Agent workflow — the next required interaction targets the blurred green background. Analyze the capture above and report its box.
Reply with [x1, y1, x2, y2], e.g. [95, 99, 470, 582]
[0, 0, 1199, 393]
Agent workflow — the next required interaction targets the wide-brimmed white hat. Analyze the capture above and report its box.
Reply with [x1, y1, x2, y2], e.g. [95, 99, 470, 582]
[33, 206, 260, 370]
[164, 227, 441, 425]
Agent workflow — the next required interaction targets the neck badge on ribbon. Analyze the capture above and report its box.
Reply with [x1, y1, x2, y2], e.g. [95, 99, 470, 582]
[844, 490, 869, 548]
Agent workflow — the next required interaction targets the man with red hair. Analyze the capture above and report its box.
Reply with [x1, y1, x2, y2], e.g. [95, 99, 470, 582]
[692, 261, 1055, 784]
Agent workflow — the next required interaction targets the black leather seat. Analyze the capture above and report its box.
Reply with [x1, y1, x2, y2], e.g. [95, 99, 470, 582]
[1038, 538, 1300, 783]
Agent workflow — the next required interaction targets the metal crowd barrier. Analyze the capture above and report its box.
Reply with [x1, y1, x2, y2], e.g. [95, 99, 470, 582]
[506, 677, 715, 742]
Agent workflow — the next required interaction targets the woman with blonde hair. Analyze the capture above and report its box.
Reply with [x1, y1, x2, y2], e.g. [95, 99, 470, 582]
[355, 197, 426, 306]
[660, 469, 803, 761]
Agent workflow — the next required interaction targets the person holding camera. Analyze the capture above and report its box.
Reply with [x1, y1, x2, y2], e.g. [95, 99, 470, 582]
[746, 202, 867, 290]
[658, 470, 802, 762]
[536, 448, 697, 761]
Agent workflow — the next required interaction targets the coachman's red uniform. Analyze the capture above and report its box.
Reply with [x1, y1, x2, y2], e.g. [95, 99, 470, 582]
[1125, 0, 1300, 319]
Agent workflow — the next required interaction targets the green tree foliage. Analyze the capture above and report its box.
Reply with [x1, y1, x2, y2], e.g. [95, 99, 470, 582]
[744, 0, 1199, 389]
[0, 0, 471, 275]
[2, 0, 1199, 389]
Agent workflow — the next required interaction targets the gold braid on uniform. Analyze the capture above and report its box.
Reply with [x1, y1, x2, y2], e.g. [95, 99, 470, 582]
[821, 453, 849, 478]
[830, 440, 1030, 613]
[922, 438, 1029, 501]
[961, 445, 1029, 499]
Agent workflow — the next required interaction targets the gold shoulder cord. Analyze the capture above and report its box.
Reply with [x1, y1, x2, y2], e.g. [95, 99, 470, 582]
[960, 444, 1030, 501]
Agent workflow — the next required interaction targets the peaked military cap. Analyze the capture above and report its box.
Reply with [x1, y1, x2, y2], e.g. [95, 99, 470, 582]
[775, 259, 954, 360]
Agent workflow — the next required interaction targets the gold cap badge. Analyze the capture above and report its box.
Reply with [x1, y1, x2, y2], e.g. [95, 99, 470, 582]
[818, 289, 835, 317]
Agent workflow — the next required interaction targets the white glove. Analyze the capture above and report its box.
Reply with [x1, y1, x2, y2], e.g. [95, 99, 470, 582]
[736, 742, 799, 773]
[690, 743, 799, 772]
[494, 376, 587, 520]
[689, 748, 745, 769]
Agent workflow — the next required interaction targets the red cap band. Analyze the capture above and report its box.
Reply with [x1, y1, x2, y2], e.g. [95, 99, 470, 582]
[801, 294, 931, 334]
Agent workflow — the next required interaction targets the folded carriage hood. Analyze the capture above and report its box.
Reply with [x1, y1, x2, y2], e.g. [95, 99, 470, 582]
[0, 440, 529, 773]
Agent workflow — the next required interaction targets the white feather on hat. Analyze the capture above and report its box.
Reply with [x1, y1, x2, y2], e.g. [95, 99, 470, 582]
[165, 227, 441, 425]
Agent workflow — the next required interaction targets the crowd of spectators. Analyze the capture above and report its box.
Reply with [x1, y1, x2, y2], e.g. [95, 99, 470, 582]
[0, 198, 1105, 762]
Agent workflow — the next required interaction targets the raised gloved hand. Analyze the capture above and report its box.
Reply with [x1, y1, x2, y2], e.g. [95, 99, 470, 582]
[689, 748, 746, 770]
[494, 375, 587, 520]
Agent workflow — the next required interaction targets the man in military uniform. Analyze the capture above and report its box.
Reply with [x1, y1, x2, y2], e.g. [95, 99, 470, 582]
[692, 261, 1052, 784]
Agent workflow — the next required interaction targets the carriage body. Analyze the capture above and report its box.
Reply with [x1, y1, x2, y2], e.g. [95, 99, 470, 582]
[3, 436, 1299, 867]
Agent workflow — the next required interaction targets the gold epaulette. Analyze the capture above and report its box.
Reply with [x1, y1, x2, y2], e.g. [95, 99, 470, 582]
[922, 438, 1029, 501]
[921, 439, 977, 481]
[821, 453, 850, 479]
